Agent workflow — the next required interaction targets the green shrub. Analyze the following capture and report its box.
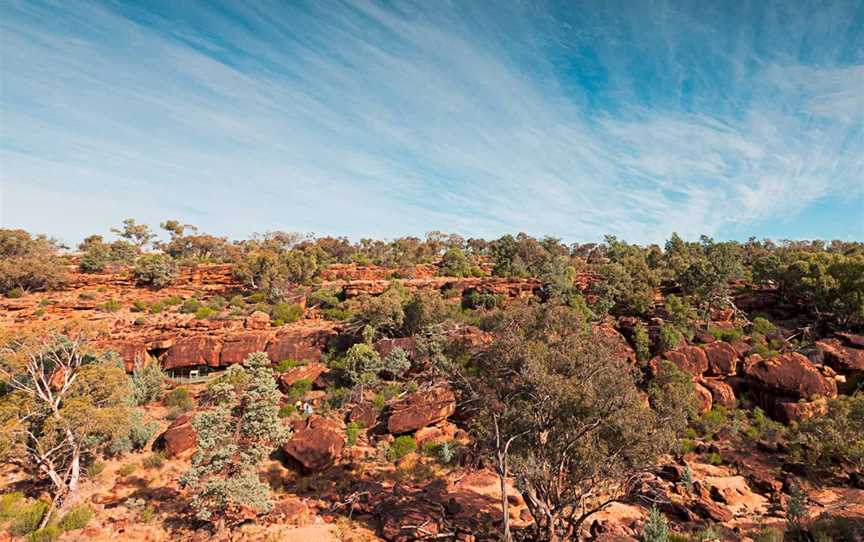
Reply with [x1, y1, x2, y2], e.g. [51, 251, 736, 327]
[194, 306, 217, 319]
[659, 323, 683, 353]
[247, 292, 267, 303]
[132, 359, 166, 405]
[284, 379, 312, 402]
[461, 290, 501, 310]
[308, 287, 341, 309]
[11, 499, 49, 535]
[706, 452, 723, 465]
[633, 323, 650, 363]
[207, 295, 227, 310]
[132, 254, 178, 288]
[274, 358, 304, 372]
[325, 386, 350, 409]
[0, 491, 25, 520]
[271, 302, 303, 324]
[710, 326, 743, 342]
[27, 525, 61, 542]
[164, 387, 194, 410]
[57, 504, 93, 531]
[142, 452, 165, 469]
[753, 528, 784, 542]
[6, 287, 24, 298]
[386, 435, 417, 462]
[133, 316, 146, 325]
[229, 294, 245, 308]
[278, 404, 295, 418]
[346, 421, 363, 446]
[322, 307, 353, 320]
[695, 407, 728, 439]
[345, 343, 383, 386]
[131, 299, 149, 312]
[180, 298, 201, 314]
[89, 460, 105, 477]
[117, 463, 138, 477]
[164, 295, 183, 306]
[382, 347, 411, 379]
[749, 343, 780, 359]
[751, 316, 777, 337]
[98, 299, 123, 312]
[140, 505, 156, 523]
[642, 505, 670, 542]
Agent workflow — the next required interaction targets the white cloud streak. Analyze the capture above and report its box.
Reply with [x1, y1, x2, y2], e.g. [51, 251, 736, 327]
[0, 0, 862, 245]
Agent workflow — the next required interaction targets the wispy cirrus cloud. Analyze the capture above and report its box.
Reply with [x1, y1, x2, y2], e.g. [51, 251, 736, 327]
[1, 0, 862, 245]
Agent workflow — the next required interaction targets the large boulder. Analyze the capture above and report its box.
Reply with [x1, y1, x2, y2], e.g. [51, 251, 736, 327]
[349, 402, 381, 429]
[775, 398, 829, 423]
[744, 352, 837, 400]
[163, 335, 222, 369]
[282, 416, 344, 472]
[694, 383, 713, 413]
[156, 412, 197, 457]
[703, 342, 738, 376]
[387, 388, 457, 435]
[651, 346, 708, 377]
[219, 332, 271, 365]
[702, 379, 737, 408]
[816, 337, 864, 374]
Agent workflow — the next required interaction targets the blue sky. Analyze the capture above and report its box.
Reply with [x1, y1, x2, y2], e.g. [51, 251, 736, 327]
[1, 0, 862, 246]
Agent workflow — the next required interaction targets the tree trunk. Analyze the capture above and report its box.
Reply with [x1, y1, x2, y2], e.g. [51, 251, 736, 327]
[497, 450, 511, 542]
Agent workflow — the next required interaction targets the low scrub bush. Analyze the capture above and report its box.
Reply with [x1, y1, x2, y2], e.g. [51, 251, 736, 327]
[57, 504, 93, 531]
[164, 387, 194, 410]
[10, 499, 48, 536]
[98, 299, 123, 312]
[0, 491, 25, 520]
[26, 525, 61, 542]
[710, 326, 743, 342]
[270, 302, 303, 325]
[386, 435, 417, 462]
[284, 379, 312, 402]
[179, 298, 201, 314]
[346, 421, 363, 446]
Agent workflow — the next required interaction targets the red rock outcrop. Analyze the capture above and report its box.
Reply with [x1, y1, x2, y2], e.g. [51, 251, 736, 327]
[816, 336, 864, 374]
[703, 341, 738, 376]
[651, 345, 708, 377]
[387, 388, 457, 435]
[163, 335, 223, 369]
[282, 416, 344, 472]
[703, 379, 737, 408]
[219, 331, 270, 365]
[694, 383, 713, 413]
[744, 352, 837, 400]
[157, 412, 197, 457]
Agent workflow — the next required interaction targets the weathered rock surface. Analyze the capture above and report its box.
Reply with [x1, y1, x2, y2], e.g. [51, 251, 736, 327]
[282, 416, 344, 472]
[745, 352, 837, 400]
[816, 337, 864, 374]
[651, 345, 708, 377]
[703, 341, 738, 376]
[387, 388, 456, 435]
[156, 412, 197, 457]
[703, 379, 737, 408]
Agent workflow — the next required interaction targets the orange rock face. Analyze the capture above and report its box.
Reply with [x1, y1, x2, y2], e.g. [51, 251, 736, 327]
[282, 416, 344, 472]
[387, 387, 456, 435]
[744, 352, 837, 400]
